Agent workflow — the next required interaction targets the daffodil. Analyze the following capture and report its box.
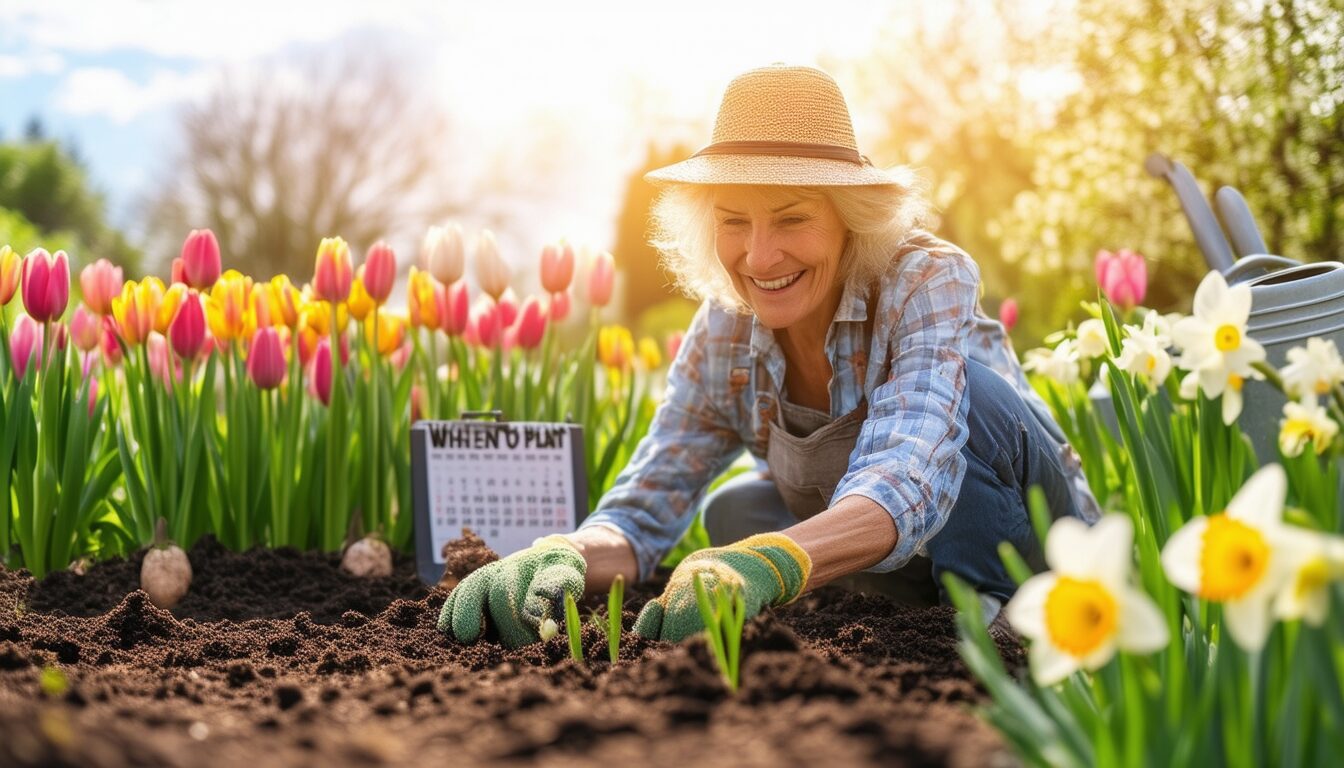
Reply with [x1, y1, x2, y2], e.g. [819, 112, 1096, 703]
[1278, 400, 1339, 457]
[1272, 528, 1344, 627]
[1171, 271, 1265, 424]
[1161, 464, 1292, 651]
[1022, 339, 1080, 385]
[1075, 318, 1109, 359]
[1115, 312, 1173, 391]
[1280, 337, 1344, 403]
[1005, 515, 1168, 685]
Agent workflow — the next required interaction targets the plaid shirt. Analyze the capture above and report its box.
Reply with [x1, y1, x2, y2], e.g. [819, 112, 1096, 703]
[581, 234, 1099, 580]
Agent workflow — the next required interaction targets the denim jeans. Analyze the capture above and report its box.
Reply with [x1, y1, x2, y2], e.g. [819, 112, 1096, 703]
[701, 360, 1081, 605]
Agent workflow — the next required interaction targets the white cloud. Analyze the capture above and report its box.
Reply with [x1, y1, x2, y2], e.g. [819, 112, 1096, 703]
[0, 50, 64, 79]
[52, 66, 211, 124]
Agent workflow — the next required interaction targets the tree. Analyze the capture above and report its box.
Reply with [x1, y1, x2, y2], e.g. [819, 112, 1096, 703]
[144, 46, 468, 281]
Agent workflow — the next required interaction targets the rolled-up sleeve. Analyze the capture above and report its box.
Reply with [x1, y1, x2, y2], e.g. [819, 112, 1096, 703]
[831, 250, 978, 572]
[579, 303, 745, 580]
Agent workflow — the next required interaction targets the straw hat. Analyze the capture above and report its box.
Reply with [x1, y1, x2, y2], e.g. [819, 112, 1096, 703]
[645, 63, 900, 187]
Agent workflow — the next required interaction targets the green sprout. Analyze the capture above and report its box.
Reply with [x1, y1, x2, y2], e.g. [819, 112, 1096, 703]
[40, 666, 68, 698]
[563, 591, 584, 663]
[607, 574, 624, 664]
[693, 572, 746, 692]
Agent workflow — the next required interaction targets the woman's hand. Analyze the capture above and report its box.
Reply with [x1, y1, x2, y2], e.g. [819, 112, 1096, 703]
[633, 533, 811, 642]
[437, 535, 586, 648]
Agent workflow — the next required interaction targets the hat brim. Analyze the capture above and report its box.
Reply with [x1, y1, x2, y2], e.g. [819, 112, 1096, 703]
[644, 154, 905, 187]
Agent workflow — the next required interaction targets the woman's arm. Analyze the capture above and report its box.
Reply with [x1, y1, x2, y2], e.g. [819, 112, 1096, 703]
[784, 495, 898, 590]
[564, 525, 639, 594]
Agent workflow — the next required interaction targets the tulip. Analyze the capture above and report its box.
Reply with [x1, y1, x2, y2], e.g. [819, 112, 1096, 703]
[348, 272, 375, 322]
[472, 299, 501, 348]
[69, 305, 100, 352]
[155, 283, 188, 336]
[311, 338, 333, 405]
[147, 333, 183, 387]
[363, 241, 397, 304]
[423, 223, 465, 287]
[111, 278, 164, 347]
[100, 316, 123, 366]
[0, 245, 20, 306]
[540, 241, 575, 294]
[638, 337, 662, 370]
[587, 251, 615, 308]
[169, 292, 207, 360]
[21, 248, 70, 322]
[247, 327, 287, 390]
[474, 230, 511, 300]
[666, 330, 685, 362]
[205, 270, 256, 344]
[496, 288, 519, 330]
[1095, 248, 1147, 310]
[363, 312, 406, 357]
[84, 374, 99, 418]
[548, 290, 571, 322]
[439, 280, 470, 336]
[313, 236, 353, 304]
[179, 229, 222, 290]
[79, 258, 123, 316]
[598, 325, 634, 371]
[9, 314, 43, 379]
[999, 298, 1018, 332]
[407, 267, 439, 329]
[514, 296, 547, 350]
[170, 257, 187, 287]
[410, 384, 425, 423]
[265, 275, 302, 328]
[390, 339, 413, 370]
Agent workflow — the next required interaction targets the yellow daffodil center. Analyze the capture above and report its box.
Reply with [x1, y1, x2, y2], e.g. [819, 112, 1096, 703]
[1044, 577, 1118, 657]
[1215, 324, 1241, 352]
[1146, 356, 1157, 372]
[1228, 373, 1244, 392]
[1198, 515, 1269, 600]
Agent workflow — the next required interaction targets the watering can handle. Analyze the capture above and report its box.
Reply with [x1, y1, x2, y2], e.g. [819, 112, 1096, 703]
[1222, 253, 1300, 283]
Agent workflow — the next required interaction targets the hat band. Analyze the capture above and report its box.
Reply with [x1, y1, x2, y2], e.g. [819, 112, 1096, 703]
[692, 140, 867, 166]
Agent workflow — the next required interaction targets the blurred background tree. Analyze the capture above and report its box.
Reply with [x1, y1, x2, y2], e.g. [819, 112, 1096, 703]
[143, 47, 467, 280]
[0, 123, 142, 275]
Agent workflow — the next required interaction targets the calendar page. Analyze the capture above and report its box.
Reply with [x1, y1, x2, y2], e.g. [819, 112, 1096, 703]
[410, 419, 587, 585]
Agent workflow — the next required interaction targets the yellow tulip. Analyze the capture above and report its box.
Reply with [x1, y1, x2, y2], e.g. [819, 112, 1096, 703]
[407, 267, 439, 329]
[598, 325, 634, 371]
[206, 270, 255, 343]
[363, 312, 406, 357]
[348, 273, 375, 322]
[638, 336, 662, 370]
[265, 274, 303, 328]
[154, 282, 188, 335]
[111, 278, 162, 347]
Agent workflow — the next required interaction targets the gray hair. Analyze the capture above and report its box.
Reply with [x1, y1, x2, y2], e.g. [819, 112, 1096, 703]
[648, 171, 932, 313]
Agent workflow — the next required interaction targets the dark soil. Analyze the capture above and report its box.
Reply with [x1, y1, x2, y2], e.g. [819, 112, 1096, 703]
[0, 535, 1022, 767]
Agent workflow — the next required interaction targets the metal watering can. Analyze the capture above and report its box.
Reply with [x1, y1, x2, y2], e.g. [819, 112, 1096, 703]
[1146, 152, 1344, 463]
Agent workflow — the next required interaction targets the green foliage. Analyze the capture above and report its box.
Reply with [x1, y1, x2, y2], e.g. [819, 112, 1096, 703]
[563, 590, 584, 663]
[693, 572, 746, 693]
[608, 574, 624, 663]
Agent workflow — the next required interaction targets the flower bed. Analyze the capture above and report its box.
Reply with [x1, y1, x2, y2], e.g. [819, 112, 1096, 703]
[1, 538, 1014, 767]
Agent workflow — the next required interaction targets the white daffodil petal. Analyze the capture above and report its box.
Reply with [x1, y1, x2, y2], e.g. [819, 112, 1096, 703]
[1116, 587, 1170, 653]
[1079, 637, 1119, 671]
[1222, 385, 1242, 425]
[1226, 464, 1287, 528]
[1045, 517, 1093, 573]
[1030, 636, 1081, 687]
[1086, 515, 1134, 587]
[1226, 283, 1252, 323]
[1005, 574, 1054, 640]
[1192, 272, 1228, 320]
[1161, 518, 1208, 594]
[1223, 594, 1274, 652]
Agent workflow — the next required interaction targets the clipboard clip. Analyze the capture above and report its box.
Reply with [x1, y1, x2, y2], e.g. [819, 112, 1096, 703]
[460, 410, 506, 422]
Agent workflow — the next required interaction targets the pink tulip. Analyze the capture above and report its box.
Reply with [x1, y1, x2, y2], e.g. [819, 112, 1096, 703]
[473, 230, 511, 300]
[389, 339, 413, 370]
[169, 292, 207, 360]
[999, 298, 1019, 332]
[587, 251, 614, 308]
[363, 241, 396, 304]
[496, 289, 519, 330]
[100, 316, 123, 367]
[9, 315, 43, 379]
[548, 290, 571, 322]
[147, 334, 182, 387]
[666, 330, 685, 362]
[21, 248, 70, 322]
[438, 280, 470, 336]
[79, 258, 123, 316]
[180, 229, 222, 290]
[247, 327, 286, 390]
[514, 296, 547, 350]
[472, 299, 501, 348]
[84, 374, 99, 418]
[170, 257, 187, 287]
[540, 241, 575, 294]
[313, 237, 353, 304]
[311, 338, 333, 405]
[1095, 249, 1147, 310]
[70, 305, 101, 352]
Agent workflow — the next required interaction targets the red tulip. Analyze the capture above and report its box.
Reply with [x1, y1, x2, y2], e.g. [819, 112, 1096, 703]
[438, 280, 470, 336]
[180, 229, 222, 290]
[514, 296, 546, 350]
[587, 251, 614, 308]
[9, 314, 42, 379]
[1094, 249, 1147, 310]
[21, 248, 70, 322]
[247, 327, 286, 390]
[70, 304, 100, 352]
[169, 292, 207, 360]
[540, 241, 575, 294]
[170, 257, 187, 286]
[313, 237, 353, 304]
[472, 299, 501, 348]
[79, 258, 123, 316]
[999, 298, 1019, 332]
[311, 338, 333, 405]
[496, 288, 519, 329]
[363, 241, 397, 304]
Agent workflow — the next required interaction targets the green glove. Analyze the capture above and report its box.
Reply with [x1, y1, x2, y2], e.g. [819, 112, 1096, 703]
[437, 535, 586, 648]
[633, 532, 812, 642]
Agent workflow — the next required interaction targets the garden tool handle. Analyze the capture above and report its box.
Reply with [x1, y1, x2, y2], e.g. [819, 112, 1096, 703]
[1144, 153, 1236, 273]
[1214, 186, 1270, 259]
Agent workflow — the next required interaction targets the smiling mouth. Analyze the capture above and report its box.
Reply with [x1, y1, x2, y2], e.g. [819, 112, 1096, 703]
[750, 271, 804, 291]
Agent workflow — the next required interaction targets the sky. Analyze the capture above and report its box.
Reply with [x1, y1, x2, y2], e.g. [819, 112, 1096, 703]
[0, 0, 917, 269]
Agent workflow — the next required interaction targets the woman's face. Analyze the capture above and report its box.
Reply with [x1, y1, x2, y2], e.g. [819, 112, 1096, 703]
[712, 186, 848, 335]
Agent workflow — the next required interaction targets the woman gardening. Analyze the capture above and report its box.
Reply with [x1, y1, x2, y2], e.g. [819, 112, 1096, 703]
[438, 63, 1099, 648]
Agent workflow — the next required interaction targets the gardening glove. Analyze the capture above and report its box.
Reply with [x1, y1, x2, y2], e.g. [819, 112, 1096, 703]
[437, 535, 586, 648]
[633, 532, 811, 643]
